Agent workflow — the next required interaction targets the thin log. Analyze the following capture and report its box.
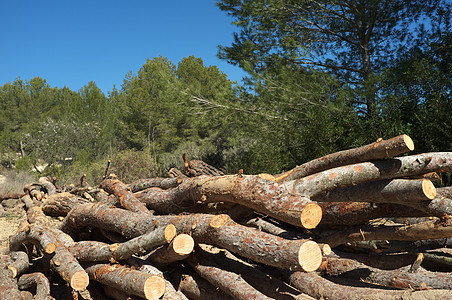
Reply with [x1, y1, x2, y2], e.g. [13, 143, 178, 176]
[135, 174, 322, 229]
[0, 193, 26, 202]
[128, 177, 183, 192]
[186, 249, 273, 300]
[42, 192, 90, 217]
[322, 217, 452, 248]
[183, 154, 225, 177]
[146, 234, 194, 268]
[312, 179, 436, 204]
[61, 203, 323, 271]
[290, 152, 452, 198]
[169, 267, 233, 300]
[10, 224, 57, 255]
[321, 256, 452, 290]
[38, 177, 56, 196]
[245, 216, 304, 239]
[276, 134, 414, 182]
[84, 263, 166, 300]
[168, 168, 187, 179]
[101, 178, 151, 214]
[288, 271, 452, 300]
[18, 272, 52, 300]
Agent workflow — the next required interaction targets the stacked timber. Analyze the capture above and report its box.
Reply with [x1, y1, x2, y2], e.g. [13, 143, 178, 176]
[0, 134, 451, 299]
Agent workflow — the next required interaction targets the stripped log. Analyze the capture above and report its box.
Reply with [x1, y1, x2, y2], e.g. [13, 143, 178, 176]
[322, 217, 452, 248]
[84, 263, 166, 300]
[42, 192, 89, 217]
[129, 177, 183, 192]
[61, 203, 322, 271]
[290, 152, 452, 198]
[321, 256, 452, 290]
[9, 224, 89, 291]
[287, 271, 452, 300]
[18, 272, 52, 300]
[146, 234, 194, 268]
[101, 178, 151, 215]
[136, 174, 322, 229]
[275, 134, 414, 182]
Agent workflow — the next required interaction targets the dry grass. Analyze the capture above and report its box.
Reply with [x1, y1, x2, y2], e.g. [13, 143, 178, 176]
[0, 169, 37, 195]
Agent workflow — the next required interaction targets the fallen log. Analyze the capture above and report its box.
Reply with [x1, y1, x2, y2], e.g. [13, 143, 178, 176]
[276, 134, 414, 182]
[42, 192, 90, 217]
[146, 233, 194, 268]
[84, 263, 166, 300]
[6, 251, 29, 278]
[0, 193, 26, 202]
[61, 203, 322, 271]
[183, 153, 225, 177]
[128, 177, 183, 192]
[321, 256, 452, 290]
[17, 272, 52, 300]
[136, 174, 322, 229]
[0, 264, 22, 300]
[101, 178, 151, 214]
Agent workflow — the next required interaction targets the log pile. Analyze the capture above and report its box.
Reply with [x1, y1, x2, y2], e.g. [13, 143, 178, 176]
[0, 134, 451, 299]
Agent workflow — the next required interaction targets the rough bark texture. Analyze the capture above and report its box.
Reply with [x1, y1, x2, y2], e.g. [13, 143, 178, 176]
[288, 271, 452, 300]
[101, 178, 151, 215]
[322, 217, 452, 248]
[136, 174, 322, 229]
[183, 154, 225, 177]
[321, 256, 452, 290]
[7, 251, 29, 278]
[42, 192, 90, 217]
[84, 263, 166, 300]
[290, 152, 452, 197]
[61, 203, 322, 271]
[17, 272, 52, 300]
[276, 134, 414, 182]
[0, 265, 22, 300]
[128, 177, 183, 192]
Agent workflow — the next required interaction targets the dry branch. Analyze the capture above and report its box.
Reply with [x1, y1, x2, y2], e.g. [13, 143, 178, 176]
[276, 134, 414, 182]
[101, 178, 151, 215]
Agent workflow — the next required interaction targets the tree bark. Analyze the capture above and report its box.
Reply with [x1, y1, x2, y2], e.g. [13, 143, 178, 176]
[6, 251, 29, 278]
[146, 234, 194, 268]
[183, 154, 225, 177]
[84, 263, 166, 300]
[17, 272, 52, 300]
[276, 135, 414, 182]
[128, 177, 183, 192]
[135, 174, 322, 229]
[42, 192, 90, 217]
[61, 203, 322, 271]
[0, 265, 22, 300]
[101, 178, 151, 215]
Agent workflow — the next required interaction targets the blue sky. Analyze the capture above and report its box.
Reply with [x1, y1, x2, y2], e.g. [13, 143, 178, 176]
[0, 1, 246, 94]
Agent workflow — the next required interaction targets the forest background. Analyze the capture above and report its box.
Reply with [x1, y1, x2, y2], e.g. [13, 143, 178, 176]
[1, 0, 451, 192]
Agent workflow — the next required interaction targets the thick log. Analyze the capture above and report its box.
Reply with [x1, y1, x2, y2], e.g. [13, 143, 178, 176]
[136, 174, 322, 229]
[18, 272, 52, 300]
[9, 224, 89, 291]
[61, 203, 322, 271]
[69, 241, 113, 262]
[7, 251, 29, 278]
[0, 265, 22, 300]
[27, 206, 52, 226]
[321, 256, 452, 290]
[42, 192, 90, 217]
[312, 179, 436, 204]
[322, 217, 452, 248]
[276, 134, 414, 182]
[288, 271, 452, 300]
[438, 186, 452, 199]
[101, 178, 151, 214]
[84, 263, 166, 300]
[186, 250, 273, 300]
[170, 268, 233, 300]
[128, 177, 183, 192]
[290, 152, 452, 197]
[146, 234, 194, 268]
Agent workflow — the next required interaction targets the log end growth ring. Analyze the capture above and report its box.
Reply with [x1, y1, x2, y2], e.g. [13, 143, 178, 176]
[300, 203, 322, 229]
[422, 179, 437, 200]
[172, 234, 195, 255]
[298, 240, 322, 272]
[70, 270, 89, 291]
[144, 275, 166, 300]
[402, 134, 415, 151]
[164, 224, 177, 243]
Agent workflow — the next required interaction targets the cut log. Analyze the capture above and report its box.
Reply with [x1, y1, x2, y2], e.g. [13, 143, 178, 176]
[183, 153, 225, 177]
[322, 217, 452, 248]
[61, 203, 323, 271]
[26, 206, 52, 226]
[321, 256, 452, 290]
[7, 251, 29, 278]
[135, 174, 322, 229]
[288, 271, 452, 300]
[18, 272, 52, 300]
[10, 224, 57, 255]
[290, 152, 452, 197]
[0, 265, 22, 300]
[275, 134, 415, 182]
[146, 234, 194, 268]
[186, 249, 273, 300]
[84, 263, 166, 300]
[170, 267, 233, 300]
[101, 178, 151, 214]
[168, 168, 188, 179]
[42, 192, 90, 217]
[128, 177, 183, 192]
